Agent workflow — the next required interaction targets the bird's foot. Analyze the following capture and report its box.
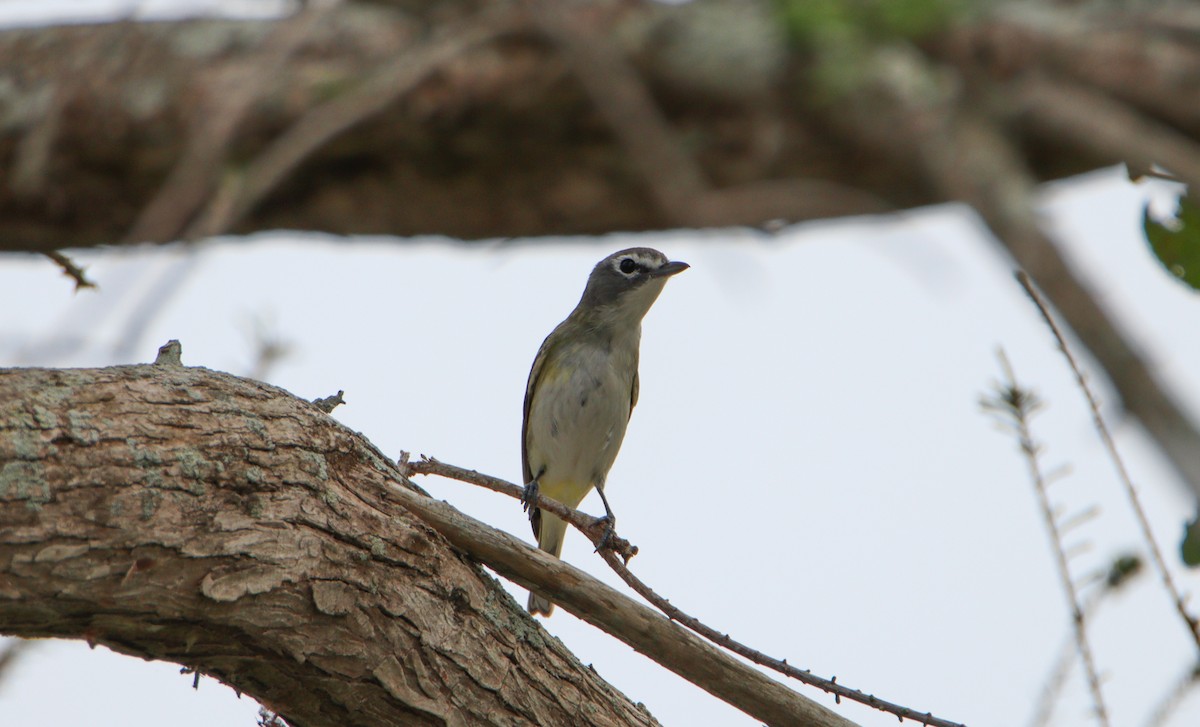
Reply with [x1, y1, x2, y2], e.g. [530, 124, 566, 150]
[592, 515, 617, 552]
[521, 479, 540, 513]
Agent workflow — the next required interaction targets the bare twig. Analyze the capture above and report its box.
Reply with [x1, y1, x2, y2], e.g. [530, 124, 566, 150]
[1143, 661, 1200, 727]
[848, 44, 1200, 501]
[1028, 554, 1143, 727]
[43, 250, 96, 291]
[1017, 271, 1200, 654]
[389, 460, 858, 727]
[409, 456, 967, 727]
[592, 548, 963, 727]
[982, 350, 1110, 727]
[406, 457, 638, 562]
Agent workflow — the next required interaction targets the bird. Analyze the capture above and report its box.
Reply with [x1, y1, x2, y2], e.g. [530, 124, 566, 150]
[521, 247, 688, 616]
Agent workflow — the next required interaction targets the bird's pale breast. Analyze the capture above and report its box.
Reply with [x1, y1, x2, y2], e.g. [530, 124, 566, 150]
[526, 337, 635, 501]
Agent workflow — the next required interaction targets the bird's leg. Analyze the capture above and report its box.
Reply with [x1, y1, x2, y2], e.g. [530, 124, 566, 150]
[521, 478, 540, 513]
[593, 487, 617, 551]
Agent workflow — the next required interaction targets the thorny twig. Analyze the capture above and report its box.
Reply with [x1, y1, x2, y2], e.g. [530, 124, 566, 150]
[982, 350, 1111, 727]
[407, 455, 966, 727]
[1017, 271, 1200, 654]
[44, 250, 96, 291]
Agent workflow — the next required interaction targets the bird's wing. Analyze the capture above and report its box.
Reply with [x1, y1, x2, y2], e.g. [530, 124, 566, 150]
[523, 330, 561, 541]
[629, 369, 639, 417]
[629, 347, 640, 417]
[521, 332, 555, 488]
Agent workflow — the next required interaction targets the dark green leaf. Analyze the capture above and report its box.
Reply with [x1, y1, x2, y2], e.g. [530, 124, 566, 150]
[1181, 514, 1200, 567]
[1144, 192, 1200, 290]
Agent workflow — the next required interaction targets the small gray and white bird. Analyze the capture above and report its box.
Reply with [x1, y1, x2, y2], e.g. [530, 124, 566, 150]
[521, 247, 688, 616]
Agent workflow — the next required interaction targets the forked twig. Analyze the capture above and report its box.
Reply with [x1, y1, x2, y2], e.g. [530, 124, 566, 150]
[1017, 271, 1200, 653]
[982, 350, 1110, 727]
[408, 455, 966, 727]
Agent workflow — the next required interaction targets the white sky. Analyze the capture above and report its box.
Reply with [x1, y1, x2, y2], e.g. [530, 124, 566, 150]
[3, 4, 1200, 727]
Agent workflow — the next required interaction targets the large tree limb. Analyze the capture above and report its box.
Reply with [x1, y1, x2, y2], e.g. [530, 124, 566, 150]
[3, 0, 1200, 250]
[0, 362, 860, 727]
[0, 364, 657, 727]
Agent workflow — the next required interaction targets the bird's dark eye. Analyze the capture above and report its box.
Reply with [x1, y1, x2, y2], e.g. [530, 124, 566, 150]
[619, 258, 638, 274]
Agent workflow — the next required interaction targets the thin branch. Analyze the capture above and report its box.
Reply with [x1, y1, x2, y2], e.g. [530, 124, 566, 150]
[43, 250, 96, 291]
[408, 456, 967, 727]
[392, 459, 858, 727]
[847, 43, 1200, 502]
[982, 350, 1111, 727]
[405, 457, 639, 564]
[1143, 661, 1200, 727]
[1017, 271, 1200, 654]
[1027, 554, 1143, 727]
[593, 547, 964, 727]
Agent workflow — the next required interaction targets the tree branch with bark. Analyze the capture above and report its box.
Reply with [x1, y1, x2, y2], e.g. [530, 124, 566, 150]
[0, 362, 656, 727]
[1, 357, 881, 727]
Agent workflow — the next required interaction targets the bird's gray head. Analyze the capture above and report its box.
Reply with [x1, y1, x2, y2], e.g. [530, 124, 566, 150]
[574, 247, 688, 325]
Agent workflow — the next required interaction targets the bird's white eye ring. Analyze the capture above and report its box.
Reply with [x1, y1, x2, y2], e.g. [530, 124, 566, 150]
[619, 258, 638, 275]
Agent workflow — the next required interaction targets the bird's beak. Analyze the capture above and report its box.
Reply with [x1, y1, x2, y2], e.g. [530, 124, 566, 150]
[650, 260, 689, 278]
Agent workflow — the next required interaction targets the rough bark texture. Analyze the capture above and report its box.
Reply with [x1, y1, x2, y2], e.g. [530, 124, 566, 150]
[2, 0, 1198, 250]
[0, 364, 658, 727]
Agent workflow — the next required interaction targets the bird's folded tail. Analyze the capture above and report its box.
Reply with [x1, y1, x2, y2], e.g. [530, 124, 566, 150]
[528, 591, 554, 616]
[527, 511, 569, 616]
